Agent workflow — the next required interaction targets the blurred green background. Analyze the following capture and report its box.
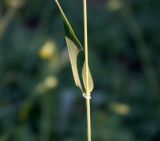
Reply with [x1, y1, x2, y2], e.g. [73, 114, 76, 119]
[0, 0, 160, 141]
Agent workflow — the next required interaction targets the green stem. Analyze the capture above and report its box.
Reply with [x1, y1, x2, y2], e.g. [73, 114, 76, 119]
[83, 0, 91, 141]
[86, 98, 91, 141]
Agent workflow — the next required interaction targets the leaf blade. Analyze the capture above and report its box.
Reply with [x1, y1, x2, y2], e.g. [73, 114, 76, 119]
[55, 0, 83, 50]
[55, 0, 84, 91]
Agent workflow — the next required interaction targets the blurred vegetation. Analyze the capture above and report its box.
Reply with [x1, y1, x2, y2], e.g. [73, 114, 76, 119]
[0, 0, 160, 141]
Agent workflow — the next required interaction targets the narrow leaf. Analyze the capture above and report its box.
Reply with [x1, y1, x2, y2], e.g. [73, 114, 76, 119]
[55, 0, 84, 91]
[82, 63, 94, 93]
[54, 0, 83, 50]
[66, 37, 83, 91]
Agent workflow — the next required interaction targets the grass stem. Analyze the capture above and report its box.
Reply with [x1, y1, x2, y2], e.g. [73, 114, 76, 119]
[86, 98, 91, 141]
[83, 0, 91, 141]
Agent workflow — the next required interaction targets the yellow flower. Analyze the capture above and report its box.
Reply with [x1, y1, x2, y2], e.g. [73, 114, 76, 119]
[5, 0, 24, 8]
[106, 0, 123, 11]
[109, 102, 130, 115]
[35, 76, 58, 94]
[44, 76, 58, 89]
[39, 40, 56, 60]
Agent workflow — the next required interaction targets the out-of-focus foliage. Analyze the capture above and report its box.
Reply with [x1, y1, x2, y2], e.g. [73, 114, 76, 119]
[0, 0, 160, 141]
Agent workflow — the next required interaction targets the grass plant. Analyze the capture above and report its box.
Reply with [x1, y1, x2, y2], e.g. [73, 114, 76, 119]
[54, 0, 94, 140]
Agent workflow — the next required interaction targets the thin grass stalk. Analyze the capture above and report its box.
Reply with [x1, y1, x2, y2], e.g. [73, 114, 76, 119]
[54, 0, 93, 140]
[83, 0, 91, 141]
[86, 98, 91, 141]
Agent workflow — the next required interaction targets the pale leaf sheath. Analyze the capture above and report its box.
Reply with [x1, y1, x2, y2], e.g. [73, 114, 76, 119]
[82, 62, 94, 94]
[66, 37, 83, 91]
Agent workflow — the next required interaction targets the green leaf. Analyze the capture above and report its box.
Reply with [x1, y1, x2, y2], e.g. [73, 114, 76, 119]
[54, 0, 83, 50]
[55, 0, 83, 91]
[82, 63, 94, 93]
[55, 0, 94, 94]
[66, 37, 83, 91]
